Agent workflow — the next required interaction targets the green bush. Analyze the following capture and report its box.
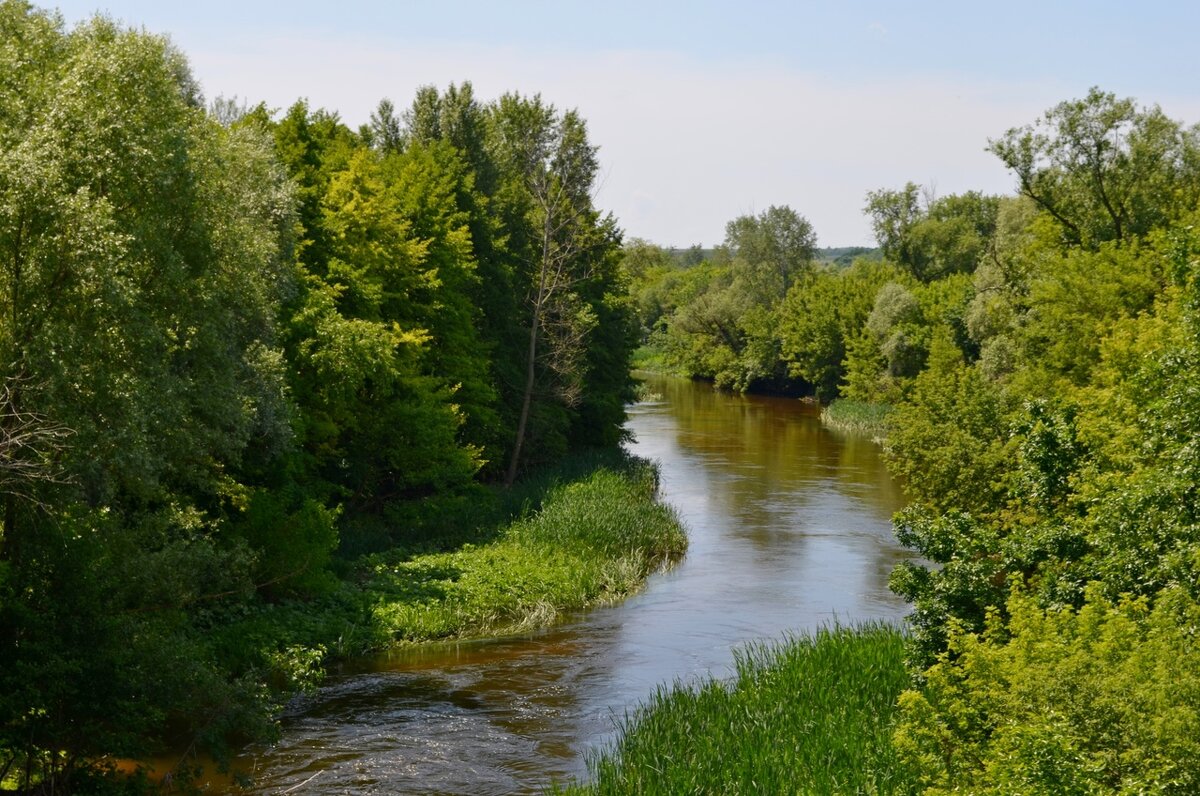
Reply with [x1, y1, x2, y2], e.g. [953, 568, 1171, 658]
[895, 585, 1200, 795]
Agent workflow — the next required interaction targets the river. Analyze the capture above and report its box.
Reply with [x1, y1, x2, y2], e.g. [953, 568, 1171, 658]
[226, 374, 911, 794]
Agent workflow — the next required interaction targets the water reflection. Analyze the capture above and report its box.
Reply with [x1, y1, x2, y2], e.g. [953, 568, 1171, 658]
[228, 375, 912, 794]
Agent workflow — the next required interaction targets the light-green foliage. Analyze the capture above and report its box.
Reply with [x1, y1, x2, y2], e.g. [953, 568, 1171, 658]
[558, 624, 914, 796]
[778, 259, 900, 399]
[865, 183, 1001, 282]
[884, 345, 1017, 516]
[896, 586, 1200, 795]
[820, 398, 893, 441]
[367, 465, 685, 641]
[637, 206, 818, 393]
[988, 87, 1200, 249]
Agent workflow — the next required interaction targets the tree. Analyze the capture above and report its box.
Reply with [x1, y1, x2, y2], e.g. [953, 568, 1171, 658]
[723, 205, 817, 300]
[487, 94, 619, 484]
[0, 9, 299, 786]
[778, 260, 899, 399]
[367, 97, 402, 153]
[865, 183, 1000, 281]
[988, 87, 1200, 248]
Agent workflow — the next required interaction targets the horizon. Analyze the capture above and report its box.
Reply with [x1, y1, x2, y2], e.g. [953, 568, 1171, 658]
[44, 0, 1200, 248]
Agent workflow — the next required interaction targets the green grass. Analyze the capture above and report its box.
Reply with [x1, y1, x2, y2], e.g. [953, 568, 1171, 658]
[210, 451, 688, 676]
[821, 399, 893, 442]
[555, 623, 915, 796]
[365, 464, 687, 641]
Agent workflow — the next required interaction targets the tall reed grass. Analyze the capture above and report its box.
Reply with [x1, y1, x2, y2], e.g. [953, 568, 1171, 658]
[821, 399, 893, 442]
[557, 623, 914, 795]
[368, 463, 687, 641]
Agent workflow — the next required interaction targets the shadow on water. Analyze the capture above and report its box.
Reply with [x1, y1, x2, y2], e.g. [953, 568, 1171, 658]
[222, 373, 913, 794]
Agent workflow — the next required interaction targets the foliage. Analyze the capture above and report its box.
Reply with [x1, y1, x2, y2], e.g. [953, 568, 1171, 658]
[896, 586, 1200, 795]
[0, 7, 643, 790]
[865, 183, 1001, 282]
[988, 87, 1200, 248]
[778, 259, 900, 399]
[368, 462, 685, 641]
[631, 206, 819, 393]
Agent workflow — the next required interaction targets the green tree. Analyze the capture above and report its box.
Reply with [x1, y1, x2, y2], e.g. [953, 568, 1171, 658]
[866, 184, 1000, 281]
[723, 204, 817, 300]
[778, 260, 899, 399]
[486, 94, 623, 484]
[0, 8, 299, 785]
[896, 586, 1200, 795]
[988, 87, 1200, 248]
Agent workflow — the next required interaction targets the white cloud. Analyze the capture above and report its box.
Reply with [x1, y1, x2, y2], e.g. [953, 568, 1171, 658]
[188, 35, 1082, 246]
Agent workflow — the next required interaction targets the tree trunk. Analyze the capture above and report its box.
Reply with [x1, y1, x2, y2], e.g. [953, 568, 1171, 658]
[505, 309, 540, 486]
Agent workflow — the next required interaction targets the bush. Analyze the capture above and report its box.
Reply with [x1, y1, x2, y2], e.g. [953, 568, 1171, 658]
[895, 585, 1200, 795]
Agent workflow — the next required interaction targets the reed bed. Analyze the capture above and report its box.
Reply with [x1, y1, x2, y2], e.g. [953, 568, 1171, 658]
[368, 464, 687, 641]
[557, 623, 915, 795]
[820, 399, 893, 442]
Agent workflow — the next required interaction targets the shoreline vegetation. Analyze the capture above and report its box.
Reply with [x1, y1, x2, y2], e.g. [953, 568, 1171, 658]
[2, 6, 660, 790]
[213, 450, 686, 668]
[819, 399, 893, 442]
[555, 623, 913, 795]
[7, 2, 1200, 792]
[110, 451, 687, 791]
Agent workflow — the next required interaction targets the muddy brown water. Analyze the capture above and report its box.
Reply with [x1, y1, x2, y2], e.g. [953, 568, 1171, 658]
[216, 374, 911, 794]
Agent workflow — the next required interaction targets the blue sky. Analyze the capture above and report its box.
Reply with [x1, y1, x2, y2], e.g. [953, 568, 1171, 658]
[46, 1, 1200, 246]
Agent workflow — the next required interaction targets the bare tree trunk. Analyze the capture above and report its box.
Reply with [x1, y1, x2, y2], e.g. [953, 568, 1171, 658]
[505, 307, 540, 487]
[505, 206, 553, 487]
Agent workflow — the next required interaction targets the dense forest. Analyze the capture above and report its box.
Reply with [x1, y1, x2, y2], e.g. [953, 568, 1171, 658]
[0, 3, 689, 791]
[6, 0, 1200, 793]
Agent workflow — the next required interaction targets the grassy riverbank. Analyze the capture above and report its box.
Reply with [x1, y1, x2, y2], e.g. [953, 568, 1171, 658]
[209, 451, 687, 694]
[556, 623, 913, 795]
[820, 399, 893, 442]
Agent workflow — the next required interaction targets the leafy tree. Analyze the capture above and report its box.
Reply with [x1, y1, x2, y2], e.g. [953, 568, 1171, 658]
[486, 93, 624, 483]
[989, 87, 1200, 248]
[0, 8, 299, 786]
[865, 183, 1000, 281]
[778, 259, 899, 399]
[367, 97, 402, 153]
[723, 204, 817, 300]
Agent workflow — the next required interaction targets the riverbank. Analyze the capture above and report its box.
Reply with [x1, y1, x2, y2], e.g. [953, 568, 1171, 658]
[113, 451, 687, 789]
[556, 623, 913, 795]
[220, 449, 685, 662]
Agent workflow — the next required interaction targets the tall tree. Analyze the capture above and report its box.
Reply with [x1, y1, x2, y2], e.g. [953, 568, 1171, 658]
[723, 204, 817, 300]
[0, 8, 299, 786]
[486, 94, 621, 484]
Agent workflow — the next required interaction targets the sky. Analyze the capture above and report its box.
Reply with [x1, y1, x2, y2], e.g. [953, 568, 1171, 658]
[44, 1, 1200, 248]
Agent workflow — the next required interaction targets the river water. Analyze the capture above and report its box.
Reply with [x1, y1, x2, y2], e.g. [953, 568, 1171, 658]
[227, 374, 910, 794]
